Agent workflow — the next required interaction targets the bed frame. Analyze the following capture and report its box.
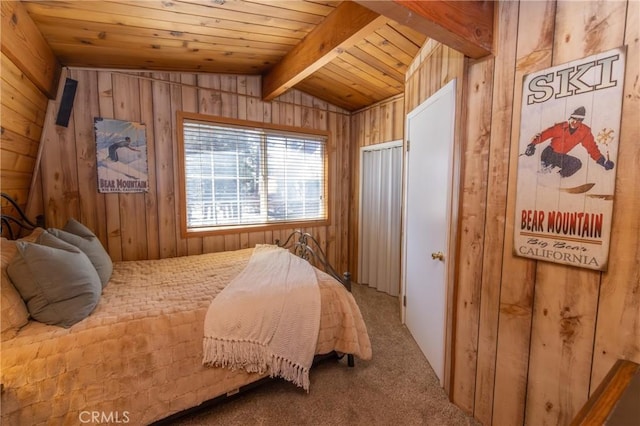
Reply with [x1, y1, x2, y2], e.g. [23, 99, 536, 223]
[0, 193, 357, 371]
[276, 230, 355, 368]
[2, 193, 361, 423]
[276, 230, 351, 292]
[0, 193, 42, 240]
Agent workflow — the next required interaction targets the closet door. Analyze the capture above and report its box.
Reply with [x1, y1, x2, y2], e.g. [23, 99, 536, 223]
[358, 142, 402, 296]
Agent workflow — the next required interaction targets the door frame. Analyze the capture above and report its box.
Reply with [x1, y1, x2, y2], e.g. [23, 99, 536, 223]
[401, 78, 463, 393]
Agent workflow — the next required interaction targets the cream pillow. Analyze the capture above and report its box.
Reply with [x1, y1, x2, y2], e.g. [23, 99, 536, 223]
[1, 228, 44, 338]
[1, 238, 30, 338]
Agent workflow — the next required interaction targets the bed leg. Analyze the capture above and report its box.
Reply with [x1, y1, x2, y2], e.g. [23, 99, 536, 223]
[342, 272, 352, 292]
[347, 354, 354, 367]
[342, 272, 353, 367]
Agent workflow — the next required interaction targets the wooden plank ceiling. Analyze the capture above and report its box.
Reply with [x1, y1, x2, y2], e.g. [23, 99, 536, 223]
[21, 0, 492, 111]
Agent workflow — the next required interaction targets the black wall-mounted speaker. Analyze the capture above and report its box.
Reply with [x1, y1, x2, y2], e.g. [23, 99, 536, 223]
[55, 78, 78, 127]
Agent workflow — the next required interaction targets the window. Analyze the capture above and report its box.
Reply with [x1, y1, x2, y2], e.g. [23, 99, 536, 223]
[178, 113, 328, 234]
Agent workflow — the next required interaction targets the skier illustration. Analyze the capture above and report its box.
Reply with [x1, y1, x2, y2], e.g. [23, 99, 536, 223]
[524, 106, 615, 178]
[108, 136, 139, 162]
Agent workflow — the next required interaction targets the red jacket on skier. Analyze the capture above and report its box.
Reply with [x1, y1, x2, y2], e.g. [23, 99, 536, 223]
[524, 106, 614, 178]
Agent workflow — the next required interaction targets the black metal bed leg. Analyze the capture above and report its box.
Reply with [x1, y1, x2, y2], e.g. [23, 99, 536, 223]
[343, 271, 353, 367]
[347, 354, 354, 367]
[342, 272, 351, 292]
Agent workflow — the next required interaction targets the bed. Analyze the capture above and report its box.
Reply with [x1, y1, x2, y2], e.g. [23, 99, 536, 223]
[0, 194, 372, 425]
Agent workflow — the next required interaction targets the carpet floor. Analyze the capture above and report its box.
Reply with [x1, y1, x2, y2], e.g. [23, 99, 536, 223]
[167, 283, 479, 426]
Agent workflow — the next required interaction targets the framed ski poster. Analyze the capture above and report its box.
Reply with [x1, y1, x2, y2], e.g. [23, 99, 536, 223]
[513, 46, 626, 271]
[94, 118, 149, 193]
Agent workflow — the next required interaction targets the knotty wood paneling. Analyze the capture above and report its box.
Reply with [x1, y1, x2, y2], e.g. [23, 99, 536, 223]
[451, 55, 493, 414]
[524, 3, 628, 424]
[1, 1, 60, 98]
[590, 0, 640, 393]
[472, 2, 520, 424]
[404, 43, 465, 113]
[404, 1, 639, 425]
[22, 0, 424, 111]
[490, 1, 556, 424]
[36, 70, 351, 273]
[0, 52, 48, 215]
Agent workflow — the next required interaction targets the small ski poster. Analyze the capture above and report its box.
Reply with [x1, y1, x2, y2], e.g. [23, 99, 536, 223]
[94, 118, 149, 193]
[513, 46, 626, 271]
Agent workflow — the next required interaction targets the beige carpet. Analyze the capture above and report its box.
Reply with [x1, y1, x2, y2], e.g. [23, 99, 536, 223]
[167, 283, 479, 426]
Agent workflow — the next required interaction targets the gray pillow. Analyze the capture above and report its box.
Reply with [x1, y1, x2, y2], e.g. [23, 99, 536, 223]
[7, 231, 101, 328]
[48, 218, 113, 288]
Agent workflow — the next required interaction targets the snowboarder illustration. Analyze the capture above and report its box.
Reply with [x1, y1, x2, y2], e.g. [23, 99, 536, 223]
[524, 106, 615, 178]
[108, 136, 139, 162]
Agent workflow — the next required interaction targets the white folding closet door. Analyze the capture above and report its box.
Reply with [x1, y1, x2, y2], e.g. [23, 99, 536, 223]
[358, 143, 402, 296]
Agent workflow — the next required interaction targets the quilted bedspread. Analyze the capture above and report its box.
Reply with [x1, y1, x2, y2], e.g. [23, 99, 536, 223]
[0, 248, 372, 425]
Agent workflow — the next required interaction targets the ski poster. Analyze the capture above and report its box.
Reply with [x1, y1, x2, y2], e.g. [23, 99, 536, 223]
[94, 118, 149, 193]
[514, 46, 626, 271]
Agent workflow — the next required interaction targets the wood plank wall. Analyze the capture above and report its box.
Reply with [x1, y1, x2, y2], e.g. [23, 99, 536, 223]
[34, 70, 351, 273]
[400, 1, 639, 425]
[0, 52, 47, 212]
[0, 0, 59, 218]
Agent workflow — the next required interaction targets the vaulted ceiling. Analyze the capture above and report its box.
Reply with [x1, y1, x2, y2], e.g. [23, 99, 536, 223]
[19, 0, 493, 111]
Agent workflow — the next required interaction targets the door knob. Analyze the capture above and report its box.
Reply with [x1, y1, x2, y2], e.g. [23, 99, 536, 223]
[431, 251, 445, 261]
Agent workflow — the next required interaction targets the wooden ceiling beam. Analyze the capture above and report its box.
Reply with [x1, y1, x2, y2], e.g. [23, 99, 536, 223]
[354, 0, 494, 59]
[262, 1, 388, 102]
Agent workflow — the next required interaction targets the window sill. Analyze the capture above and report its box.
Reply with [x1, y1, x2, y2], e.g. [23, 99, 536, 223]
[182, 219, 330, 239]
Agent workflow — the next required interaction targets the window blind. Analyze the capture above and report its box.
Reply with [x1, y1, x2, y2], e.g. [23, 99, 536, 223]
[183, 119, 327, 229]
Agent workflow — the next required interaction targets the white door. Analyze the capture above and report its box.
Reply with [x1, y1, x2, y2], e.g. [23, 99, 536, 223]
[403, 79, 456, 385]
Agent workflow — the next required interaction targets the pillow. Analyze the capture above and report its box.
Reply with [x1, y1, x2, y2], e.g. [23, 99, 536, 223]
[1, 238, 30, 338]
[48, 218, 112, 288]
[0, 229, 44, 338]
[7, 231, 102, 328]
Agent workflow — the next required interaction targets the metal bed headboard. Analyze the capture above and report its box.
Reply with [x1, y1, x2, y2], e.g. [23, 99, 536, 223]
[0, 193, 43, 240]
[276, 230, 351, 292]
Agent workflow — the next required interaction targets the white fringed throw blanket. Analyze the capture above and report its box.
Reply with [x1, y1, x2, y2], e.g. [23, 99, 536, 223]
[202, 244, 320, 391]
